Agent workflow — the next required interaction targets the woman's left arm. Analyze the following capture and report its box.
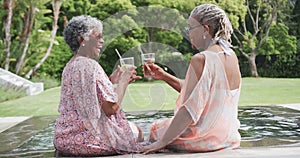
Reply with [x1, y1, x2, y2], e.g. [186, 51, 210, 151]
[141, 54, 205, 154]
[141, 106, 193, 154]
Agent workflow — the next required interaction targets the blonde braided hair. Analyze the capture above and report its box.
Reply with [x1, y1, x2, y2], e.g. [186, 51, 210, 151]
[190, 4, 233, 43]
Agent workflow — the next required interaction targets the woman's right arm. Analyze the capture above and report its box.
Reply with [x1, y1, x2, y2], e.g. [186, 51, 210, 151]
[101, 101, 119, 116]
[101, 78, 128, 116]
[102, 67, 135, 116]
[146, 63, 182, 92]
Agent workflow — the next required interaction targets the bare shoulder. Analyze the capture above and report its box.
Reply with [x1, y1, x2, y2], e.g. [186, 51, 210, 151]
[190, 53, 206, 79]
[190, 53, 205, 68]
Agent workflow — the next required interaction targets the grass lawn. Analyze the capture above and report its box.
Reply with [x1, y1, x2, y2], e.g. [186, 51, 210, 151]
[0, 77, 299, 117]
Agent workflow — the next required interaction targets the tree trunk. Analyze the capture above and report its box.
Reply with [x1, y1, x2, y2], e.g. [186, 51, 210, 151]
[4, 0, 13, 71]
[248, 54, 259, 77]
[25, 0, 62, 78]
[15, 2, 35, 74]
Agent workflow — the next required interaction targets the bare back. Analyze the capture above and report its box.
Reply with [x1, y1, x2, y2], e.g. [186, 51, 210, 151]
[191, 45, 241, 91]
[209, 45, 241, 90]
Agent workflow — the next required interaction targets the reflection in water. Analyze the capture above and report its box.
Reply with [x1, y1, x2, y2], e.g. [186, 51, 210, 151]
[238, 106, 300, 139]
[0, 106, 299, 157]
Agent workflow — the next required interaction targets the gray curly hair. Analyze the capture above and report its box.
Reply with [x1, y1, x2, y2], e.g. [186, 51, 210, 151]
[63, 15, 103, 54]
[190, 4, 233, 43]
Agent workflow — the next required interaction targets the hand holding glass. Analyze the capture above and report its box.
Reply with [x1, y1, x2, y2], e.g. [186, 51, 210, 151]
[142, 53, 155, 79]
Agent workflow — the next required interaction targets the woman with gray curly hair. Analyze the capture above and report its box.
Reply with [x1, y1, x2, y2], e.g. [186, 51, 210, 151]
[53, 15, 142, 156]
[141, 4, 241, 154]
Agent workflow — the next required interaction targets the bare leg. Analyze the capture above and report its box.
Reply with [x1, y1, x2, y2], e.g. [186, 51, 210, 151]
[136, 124, 144, 142]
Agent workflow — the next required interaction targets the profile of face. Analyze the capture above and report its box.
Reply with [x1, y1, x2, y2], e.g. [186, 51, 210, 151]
[79, 29, 104, 58]
[187, 16, 212, 51]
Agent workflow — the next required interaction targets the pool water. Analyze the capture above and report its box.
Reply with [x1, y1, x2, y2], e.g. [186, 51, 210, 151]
[0, 106, 299, 157]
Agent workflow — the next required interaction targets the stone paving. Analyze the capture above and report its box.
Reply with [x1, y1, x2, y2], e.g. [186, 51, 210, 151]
[110, 146, 300, 158]
[0, 116, 30, 133]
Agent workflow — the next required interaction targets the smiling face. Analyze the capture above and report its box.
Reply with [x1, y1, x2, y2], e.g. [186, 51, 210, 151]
[89, 30, 104, 58]
[78, 29, 104, 58]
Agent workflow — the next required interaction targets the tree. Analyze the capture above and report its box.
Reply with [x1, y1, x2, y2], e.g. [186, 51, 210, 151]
[127, 0, 249, 64]
[130, 5, 186, 53]
[58, 0, 92, 35]
[3, 0, 13, 70]
[233, 0, 290, 77]
[25, 0, 62, 78]
[258, 22, 297, 77]
[5, 0, 52, 75]
[15, 1, 36, 74]
[290, 0, 300, 52]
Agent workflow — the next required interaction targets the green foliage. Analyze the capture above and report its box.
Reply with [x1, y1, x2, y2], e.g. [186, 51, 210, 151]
[102, 14, 140, 47]
[260, 23, 297, 55]
[31, 75, 61, 90]
[290, 0, 300, 53]
[35, 36, 73, 80]
[144, 0, 197, 13]
[19, 29, 55, 76]
[254, 22, 298, 78]
[0, 86, 26, 103]
[60, 0, 92, 16]
[131, 29, 148, 43]
[100, 35, 140, 74]
[0, 0, 298, 80]
[0, 41, 4, 67]
[90, 0, 135, 20]
[155, 30, 182, 48]
[156, 51, 186, 63]
[216, 0, 247, 29]
[57, 0, 93, 35]
[156, 51, 189, 78]
[257, 53, 300, 78]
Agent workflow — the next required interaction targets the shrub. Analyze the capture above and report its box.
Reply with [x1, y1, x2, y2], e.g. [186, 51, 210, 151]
[0, 86, 26, 103]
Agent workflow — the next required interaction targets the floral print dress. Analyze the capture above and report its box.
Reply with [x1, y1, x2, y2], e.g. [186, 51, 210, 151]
[148, 51, 241, 152]
[53, 56, 140, 156]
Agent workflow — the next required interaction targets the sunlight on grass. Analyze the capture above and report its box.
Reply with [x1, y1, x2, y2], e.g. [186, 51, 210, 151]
[122, 81, 178, 112]
[0, 87, 60, 117]
[0, 78, 299, 117]
[239, 78, 300, 105]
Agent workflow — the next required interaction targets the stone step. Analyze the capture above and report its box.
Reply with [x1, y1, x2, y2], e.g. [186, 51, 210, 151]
[0, 68, 43, 95]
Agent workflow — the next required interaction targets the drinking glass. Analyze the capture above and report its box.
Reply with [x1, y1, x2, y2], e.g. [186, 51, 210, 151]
[120, 57, 134, 70]
[142, 53, 155, 80]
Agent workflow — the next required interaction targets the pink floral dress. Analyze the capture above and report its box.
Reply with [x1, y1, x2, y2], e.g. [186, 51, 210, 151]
[148, 51, 241, 152]
[53, 56, 140, 156]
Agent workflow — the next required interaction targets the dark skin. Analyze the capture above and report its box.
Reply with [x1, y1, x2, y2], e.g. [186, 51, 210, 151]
[78, 31, 142, 117]
[101, 101, 120, 116]
[101, 66, 141, 117]
[140, 16, 241, 154]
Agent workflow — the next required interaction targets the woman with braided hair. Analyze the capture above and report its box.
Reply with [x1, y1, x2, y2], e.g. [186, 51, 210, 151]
[141, 4, 242, 154]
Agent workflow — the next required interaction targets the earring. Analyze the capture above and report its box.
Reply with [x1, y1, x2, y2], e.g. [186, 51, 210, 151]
[203, 35, 206, 39]
[82, 43, 85, 47]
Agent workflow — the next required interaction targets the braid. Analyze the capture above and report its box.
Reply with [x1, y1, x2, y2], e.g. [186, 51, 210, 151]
[190, 4, 233, 43]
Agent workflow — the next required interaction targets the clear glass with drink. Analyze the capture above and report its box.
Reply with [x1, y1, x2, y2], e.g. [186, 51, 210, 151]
[142, 53, 155, 80]
[120, 57, 134, 70]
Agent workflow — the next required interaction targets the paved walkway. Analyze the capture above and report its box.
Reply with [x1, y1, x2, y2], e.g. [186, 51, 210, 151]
[0, 116, 30, 133]
[110, 146, 300, 158]
[278, 103, 300, 111]
[0, 103, 299, 157]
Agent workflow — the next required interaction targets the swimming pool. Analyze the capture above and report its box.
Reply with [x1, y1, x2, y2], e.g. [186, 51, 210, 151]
[0, 105, 299, 157]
